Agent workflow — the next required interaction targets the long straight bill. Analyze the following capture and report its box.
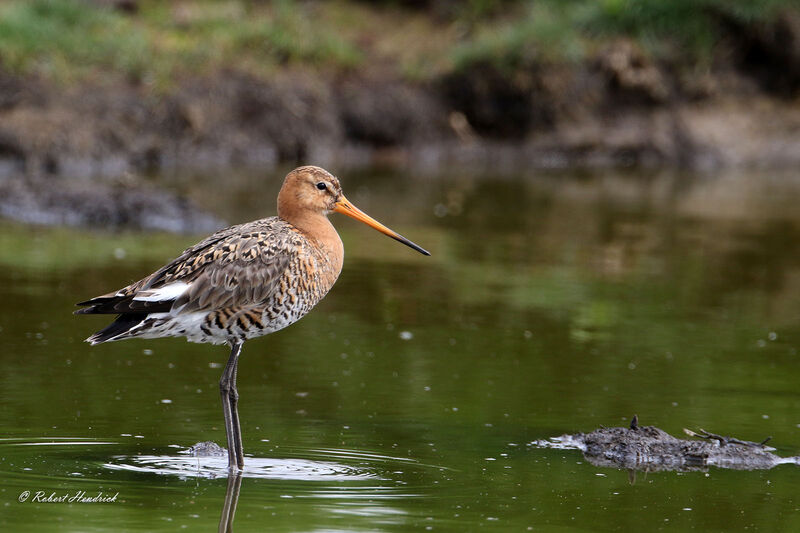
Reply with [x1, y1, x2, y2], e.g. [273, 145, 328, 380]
[334, 195, 430, 256]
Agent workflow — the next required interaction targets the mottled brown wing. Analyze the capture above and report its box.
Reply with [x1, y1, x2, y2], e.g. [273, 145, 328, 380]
[140, 221, 261, 292]
[81, 221, 255, 303]
[76, 218, 293, 315]
[176, 248, 289, 312]
[163, 230, 292, 313]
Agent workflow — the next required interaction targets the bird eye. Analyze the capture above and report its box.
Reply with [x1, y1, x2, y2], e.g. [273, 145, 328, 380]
[316, 182, 327, 191]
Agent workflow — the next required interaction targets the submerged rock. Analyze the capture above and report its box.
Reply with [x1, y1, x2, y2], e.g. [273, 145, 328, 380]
[183, 441, 227, 458]
[534, 417, 800, 472]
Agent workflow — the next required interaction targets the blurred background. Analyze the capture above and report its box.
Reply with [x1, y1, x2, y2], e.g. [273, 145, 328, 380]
[1, 0, 799, 185]
[1, 1, 800, 532]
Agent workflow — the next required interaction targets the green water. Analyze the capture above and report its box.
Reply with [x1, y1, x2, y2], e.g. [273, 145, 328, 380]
[1, 169, 799, 532]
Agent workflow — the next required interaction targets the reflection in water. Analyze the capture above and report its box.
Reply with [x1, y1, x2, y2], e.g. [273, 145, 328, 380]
[219, 471, 241, 533]
[102, 448, 422, 532]
[0, 438, 423, 531]
[2, 169, 800, 531]
[103, 453, 384, 481]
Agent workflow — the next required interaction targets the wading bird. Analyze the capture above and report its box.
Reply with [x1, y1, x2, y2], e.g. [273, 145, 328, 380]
[76, 166, 429, 470]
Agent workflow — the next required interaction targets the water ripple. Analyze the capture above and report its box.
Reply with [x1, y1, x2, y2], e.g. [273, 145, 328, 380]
[103, 453, 384, 481]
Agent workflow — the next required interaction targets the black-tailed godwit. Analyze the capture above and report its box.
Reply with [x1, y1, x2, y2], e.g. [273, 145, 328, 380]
[76, 166, 429, 470]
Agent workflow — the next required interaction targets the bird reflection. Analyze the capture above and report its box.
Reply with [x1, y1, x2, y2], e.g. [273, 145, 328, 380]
[218, 471, 242, 533]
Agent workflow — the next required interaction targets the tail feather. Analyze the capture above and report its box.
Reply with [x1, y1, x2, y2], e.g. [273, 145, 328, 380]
[86, 313, 147, 345]
[75, 296, 172, 315]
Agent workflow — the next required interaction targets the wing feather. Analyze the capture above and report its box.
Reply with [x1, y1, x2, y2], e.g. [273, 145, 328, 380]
[76, 218, 296, 315]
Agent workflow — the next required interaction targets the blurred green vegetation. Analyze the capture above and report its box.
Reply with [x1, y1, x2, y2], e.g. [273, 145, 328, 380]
[0, 0, 363, 85]
[451, 0, 793, 69]
[0, 0, 795, 82]
[0, 0, 151, 82]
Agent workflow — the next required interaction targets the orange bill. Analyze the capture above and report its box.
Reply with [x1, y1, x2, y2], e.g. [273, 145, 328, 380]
[334, 195, 430, 256]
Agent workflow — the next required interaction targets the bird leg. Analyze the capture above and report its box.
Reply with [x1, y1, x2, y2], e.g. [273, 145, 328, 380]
[220, 340, 244, 470]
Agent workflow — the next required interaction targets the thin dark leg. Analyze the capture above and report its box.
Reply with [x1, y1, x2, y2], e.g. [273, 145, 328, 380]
[220, 340, 244, 470]
[228, 349, 244, 469]
[218, 469, 243, 533]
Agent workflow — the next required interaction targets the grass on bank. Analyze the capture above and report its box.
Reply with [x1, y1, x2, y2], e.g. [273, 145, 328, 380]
[451, 0, 794, 70]
[0, 0, 795, 85]
[0, 0, 363, 85]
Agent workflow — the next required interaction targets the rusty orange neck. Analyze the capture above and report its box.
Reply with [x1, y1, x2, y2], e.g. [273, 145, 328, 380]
[280, 207, 344, 274]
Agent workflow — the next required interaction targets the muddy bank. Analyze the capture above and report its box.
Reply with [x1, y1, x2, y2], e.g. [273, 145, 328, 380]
[1, 35, 800, 182]
[1, 12, 800, 232]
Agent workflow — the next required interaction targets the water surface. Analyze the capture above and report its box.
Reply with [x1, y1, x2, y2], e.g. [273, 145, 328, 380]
[1, 168, 799, 531]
